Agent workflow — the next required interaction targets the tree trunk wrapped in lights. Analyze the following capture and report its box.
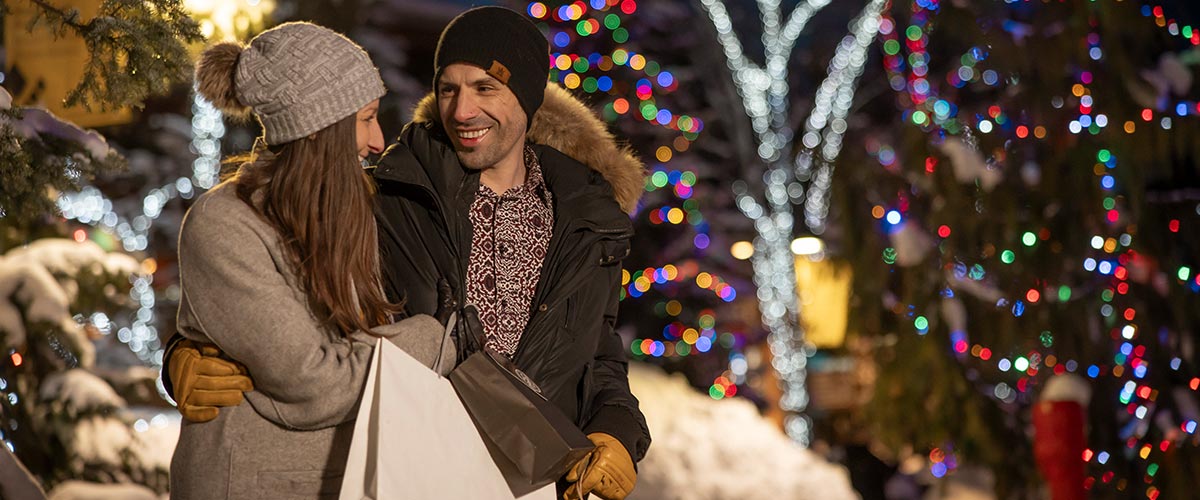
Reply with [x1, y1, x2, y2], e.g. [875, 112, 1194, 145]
[695, 0, 886, 444]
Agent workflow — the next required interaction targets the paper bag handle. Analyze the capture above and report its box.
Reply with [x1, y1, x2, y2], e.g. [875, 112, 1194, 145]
[433, 311, 457, 374]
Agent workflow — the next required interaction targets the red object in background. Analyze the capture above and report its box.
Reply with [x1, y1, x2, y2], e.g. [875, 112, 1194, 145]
[1032, 400, 1087, 500]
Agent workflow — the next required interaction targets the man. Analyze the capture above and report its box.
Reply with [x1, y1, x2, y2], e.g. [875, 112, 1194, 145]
[168, 6, 649, 500]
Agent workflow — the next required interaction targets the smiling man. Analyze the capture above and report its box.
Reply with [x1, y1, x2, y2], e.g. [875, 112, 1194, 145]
[373, 7, 651, 499]
[436, 63, 529, 186]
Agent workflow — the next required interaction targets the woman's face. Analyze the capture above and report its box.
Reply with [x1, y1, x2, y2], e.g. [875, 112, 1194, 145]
[356, 99, 384, 161]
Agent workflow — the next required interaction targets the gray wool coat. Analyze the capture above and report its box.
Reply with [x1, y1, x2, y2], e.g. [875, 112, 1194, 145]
[169, 183, 455, 500]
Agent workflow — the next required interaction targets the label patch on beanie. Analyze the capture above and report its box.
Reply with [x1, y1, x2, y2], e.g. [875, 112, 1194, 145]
[487, 60, 512, 85]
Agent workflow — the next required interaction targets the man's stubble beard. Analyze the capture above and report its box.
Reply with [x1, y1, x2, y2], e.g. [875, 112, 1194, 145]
[456, 148, 501, 171]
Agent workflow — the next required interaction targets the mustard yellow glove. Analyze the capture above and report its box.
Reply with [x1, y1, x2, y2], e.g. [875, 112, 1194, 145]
[169, 340, 253, 422]
[563, 432, 636, 500]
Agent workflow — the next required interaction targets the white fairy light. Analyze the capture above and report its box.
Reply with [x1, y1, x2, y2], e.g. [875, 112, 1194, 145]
[54, 88, 222, 383]
[800, 0, 886, 234]
[699, 0, 884, 445]
[192, 92, 225, 189]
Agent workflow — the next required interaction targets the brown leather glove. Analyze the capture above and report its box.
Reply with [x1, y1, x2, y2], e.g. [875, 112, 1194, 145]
[563, 432, 637, 500]
[169, 340, 253, 422]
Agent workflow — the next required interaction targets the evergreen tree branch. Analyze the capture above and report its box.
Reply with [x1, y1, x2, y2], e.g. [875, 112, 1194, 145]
[13, 0, 205, 111]
[0, 106, 126, 234]
[25, 0, 86, 31]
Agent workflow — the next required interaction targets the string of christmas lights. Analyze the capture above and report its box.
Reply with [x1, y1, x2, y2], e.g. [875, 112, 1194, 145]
[1142, 2, 1200, 45]
[51, 87, 224, 395]
[535, 3, 704, 139]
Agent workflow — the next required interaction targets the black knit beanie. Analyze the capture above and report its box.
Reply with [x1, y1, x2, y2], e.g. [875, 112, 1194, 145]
[434, 6, 550, 126]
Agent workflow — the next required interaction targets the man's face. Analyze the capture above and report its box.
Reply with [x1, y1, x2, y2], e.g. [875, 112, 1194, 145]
[436, 63, 528, 170]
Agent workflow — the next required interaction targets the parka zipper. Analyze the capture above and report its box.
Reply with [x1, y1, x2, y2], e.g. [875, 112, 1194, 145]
[377, 166, 469, 307]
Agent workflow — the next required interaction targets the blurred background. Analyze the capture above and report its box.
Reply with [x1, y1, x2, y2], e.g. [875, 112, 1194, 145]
[3, 0, 1200, 498]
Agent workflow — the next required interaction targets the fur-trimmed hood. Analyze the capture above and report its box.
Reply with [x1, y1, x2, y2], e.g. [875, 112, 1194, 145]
[410, 83, 645, 214]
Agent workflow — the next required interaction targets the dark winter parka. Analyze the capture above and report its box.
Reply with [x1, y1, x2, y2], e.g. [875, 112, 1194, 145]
[372, 83, 651, 462]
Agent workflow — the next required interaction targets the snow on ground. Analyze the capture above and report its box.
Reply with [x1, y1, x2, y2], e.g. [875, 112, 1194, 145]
[627, 363, 859, 500]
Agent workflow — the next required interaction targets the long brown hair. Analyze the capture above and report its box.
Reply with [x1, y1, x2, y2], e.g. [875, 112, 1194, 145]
[227, 115, 400, 335]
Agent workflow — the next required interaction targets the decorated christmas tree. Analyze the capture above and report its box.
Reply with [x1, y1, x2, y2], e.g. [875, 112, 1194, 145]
[832, 1, 1200, 497]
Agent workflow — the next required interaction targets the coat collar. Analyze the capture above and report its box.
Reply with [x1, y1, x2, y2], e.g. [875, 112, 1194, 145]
[410, 82, 645, 214]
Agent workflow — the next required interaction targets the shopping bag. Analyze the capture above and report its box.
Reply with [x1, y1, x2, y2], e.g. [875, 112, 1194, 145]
[450, 347, 595, 497]
[338, 338, 555, 500]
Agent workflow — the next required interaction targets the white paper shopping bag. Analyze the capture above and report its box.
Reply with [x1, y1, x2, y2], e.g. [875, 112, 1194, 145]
[339, 338, 555, 500]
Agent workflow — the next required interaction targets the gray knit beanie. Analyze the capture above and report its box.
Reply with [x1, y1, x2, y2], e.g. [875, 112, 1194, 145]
[194, 22, 385, 145]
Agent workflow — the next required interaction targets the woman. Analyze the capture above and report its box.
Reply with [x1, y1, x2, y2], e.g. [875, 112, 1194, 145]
[169, 22, 454, 499]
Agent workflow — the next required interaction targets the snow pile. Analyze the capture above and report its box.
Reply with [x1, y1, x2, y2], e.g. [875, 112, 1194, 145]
[37, 371, 172, 486]
[938, 138, 1002, 192]
[127, 408, 181, 471]
[68, 417, 137, 468]
[0, 239, 167, 492]
[38, 370, 131, 470]
[627, 364, 859, 500]
[889, 221, 934, 267]
[2, 99, 115, 160]
[0, 239, 140, 368]
[4, 239, 140, 278]
[40, 369, 127, 413]
[0, 258, 73, 349]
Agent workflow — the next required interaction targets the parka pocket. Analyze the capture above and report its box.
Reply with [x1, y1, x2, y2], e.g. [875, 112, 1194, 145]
[557, 295, 584, 345]
[563, 295, 576, 327]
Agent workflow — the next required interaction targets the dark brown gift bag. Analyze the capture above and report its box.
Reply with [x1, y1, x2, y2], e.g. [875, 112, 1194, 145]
[450, 346, 594, 497]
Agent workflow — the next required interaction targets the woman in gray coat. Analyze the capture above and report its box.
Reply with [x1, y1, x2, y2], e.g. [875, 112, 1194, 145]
[169, 23, 454, 499]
